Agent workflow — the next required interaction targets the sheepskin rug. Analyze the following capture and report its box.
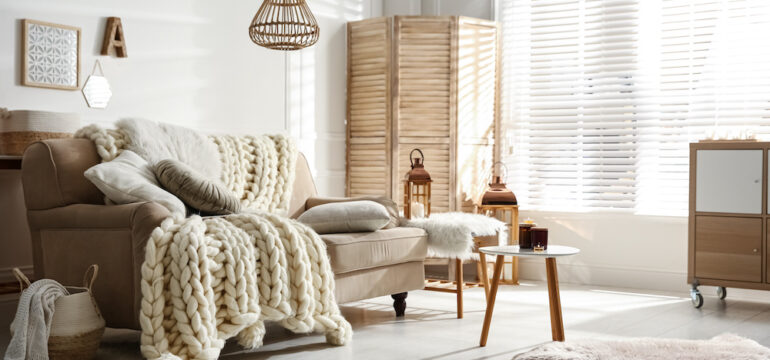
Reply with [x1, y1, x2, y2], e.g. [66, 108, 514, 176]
[513, 334, 770, 360]
[402, 212, 506, 259]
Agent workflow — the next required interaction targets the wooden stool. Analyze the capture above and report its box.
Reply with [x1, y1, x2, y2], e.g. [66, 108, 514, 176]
[475, 204, 520, 285]
[423, 232, 503, 318]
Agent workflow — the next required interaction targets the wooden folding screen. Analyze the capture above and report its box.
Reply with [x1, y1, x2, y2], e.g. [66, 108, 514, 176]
[347, 16, 499, 213]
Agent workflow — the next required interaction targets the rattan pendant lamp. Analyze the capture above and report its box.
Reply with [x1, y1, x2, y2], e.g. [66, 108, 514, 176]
[249, 0, 320, 50]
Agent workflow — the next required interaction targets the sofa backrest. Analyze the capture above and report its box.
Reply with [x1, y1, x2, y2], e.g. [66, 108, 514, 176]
[23, 138, 319, 214]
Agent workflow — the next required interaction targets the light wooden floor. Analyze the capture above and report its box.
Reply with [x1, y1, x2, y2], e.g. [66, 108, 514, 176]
[1, 281, 769, 359]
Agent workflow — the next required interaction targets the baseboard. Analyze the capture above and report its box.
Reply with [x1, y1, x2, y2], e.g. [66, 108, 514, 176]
[518, 259, 688, 293]
[0, 265, 33, 284]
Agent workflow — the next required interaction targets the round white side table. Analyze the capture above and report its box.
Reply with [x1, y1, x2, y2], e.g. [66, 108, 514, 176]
[478, 245, 580, 346]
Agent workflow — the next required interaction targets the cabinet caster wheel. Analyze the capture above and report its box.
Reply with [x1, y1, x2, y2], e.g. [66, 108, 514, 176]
[691, 290, 703, 308]
[717, 286, 726, 300]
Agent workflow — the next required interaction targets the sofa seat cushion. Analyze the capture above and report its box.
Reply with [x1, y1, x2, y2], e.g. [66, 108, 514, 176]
[321, 227, 427, 275]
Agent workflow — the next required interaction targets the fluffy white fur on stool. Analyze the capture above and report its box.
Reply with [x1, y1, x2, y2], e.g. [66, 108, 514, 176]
[402, 212, 505, 259]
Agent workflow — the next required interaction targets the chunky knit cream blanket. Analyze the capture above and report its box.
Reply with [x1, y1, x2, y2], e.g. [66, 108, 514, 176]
[76, 121, 351, 359]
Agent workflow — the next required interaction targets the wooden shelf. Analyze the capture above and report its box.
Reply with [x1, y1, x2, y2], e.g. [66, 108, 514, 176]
[0, 281, 21, 295]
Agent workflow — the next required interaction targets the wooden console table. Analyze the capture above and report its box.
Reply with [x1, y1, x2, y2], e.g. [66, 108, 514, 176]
[0, 155, 26, 294]
[0, 155, 22, 170]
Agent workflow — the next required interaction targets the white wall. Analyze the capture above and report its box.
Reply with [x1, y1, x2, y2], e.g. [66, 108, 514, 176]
[518, 211, 689, 292]
[288, 0, 382, 195]
[0, 0, 380, 281]
[0, 0, 287, 134]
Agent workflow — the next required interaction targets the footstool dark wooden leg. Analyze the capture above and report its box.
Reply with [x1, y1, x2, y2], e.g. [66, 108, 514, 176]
[392, 292, 408, 317]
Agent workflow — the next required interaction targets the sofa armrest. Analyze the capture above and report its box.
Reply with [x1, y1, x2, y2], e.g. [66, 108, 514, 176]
[27, 202, 170, 230]
[22, 139, 104, 210]
[26, 202, 170, 329]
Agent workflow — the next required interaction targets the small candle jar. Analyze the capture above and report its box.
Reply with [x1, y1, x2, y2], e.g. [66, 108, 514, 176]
[411, 202, 425, 218]
[519, 223, 535, 249]
[531, 227, 548, 251]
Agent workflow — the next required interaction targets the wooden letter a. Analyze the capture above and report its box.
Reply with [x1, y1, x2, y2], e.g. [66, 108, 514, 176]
[101, 17, 127, 57]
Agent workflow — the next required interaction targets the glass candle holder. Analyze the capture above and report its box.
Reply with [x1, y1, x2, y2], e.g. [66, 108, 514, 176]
[531, 227, 548, 251]
[519, 223, 535, 249]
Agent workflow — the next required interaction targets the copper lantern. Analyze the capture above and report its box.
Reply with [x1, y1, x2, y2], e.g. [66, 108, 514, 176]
[404, 149, 432, 219]
[481, 162, 517, 205]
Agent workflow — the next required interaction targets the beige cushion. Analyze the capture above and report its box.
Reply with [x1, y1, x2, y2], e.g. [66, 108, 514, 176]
[305, 196, 400, 229]
[154, 159, 241, 215]
[84, 150, 186, 215]
[298, 200, 390, 234]
[321, 227, 427, 274]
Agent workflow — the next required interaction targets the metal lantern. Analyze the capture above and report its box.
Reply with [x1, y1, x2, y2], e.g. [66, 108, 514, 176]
[404, 149, 432, 219]
[481, 161, 517, 205]
[249, 0, 320, 51]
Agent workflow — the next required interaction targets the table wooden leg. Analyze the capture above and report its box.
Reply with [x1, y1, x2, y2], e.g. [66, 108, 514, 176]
[545, 257, 564, 341]
[479, 252, 490, 301]
[511, 256, 519, 285]
[456, 258, 463, 319]
[479, 255, 504, 347]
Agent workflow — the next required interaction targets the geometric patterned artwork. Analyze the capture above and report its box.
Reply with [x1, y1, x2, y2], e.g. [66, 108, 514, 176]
[22, 19, 80, 90]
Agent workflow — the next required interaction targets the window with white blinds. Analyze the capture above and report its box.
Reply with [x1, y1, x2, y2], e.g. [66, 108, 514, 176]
[499, 0, 770, 215]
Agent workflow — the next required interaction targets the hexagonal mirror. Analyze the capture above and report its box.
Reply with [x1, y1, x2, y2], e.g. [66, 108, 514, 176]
[82, 75, 112, 109]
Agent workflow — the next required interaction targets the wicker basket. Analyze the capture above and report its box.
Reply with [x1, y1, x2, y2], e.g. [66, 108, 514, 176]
[14, 265, 106, 360]
[0, 108, 80, 155]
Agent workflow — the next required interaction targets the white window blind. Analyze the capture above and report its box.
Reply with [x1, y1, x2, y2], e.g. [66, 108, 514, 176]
[500, 0, 770, 215]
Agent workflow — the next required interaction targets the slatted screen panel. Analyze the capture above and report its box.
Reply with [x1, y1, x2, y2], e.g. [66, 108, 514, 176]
[347, 18, 391, 198]
[395, 17, 454, 212]
[456, 18, 498, 212]
[347, 16, 499, 214]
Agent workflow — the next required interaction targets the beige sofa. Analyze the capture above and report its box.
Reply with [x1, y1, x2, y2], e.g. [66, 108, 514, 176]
[21, 139, 427, 329]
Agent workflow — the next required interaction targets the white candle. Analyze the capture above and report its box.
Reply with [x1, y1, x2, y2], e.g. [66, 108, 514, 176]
[411, 202, 425, 218]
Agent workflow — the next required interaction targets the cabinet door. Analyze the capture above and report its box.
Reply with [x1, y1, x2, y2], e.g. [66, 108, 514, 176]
[696, 149, 762, 214]
[695, 216, 762, 282]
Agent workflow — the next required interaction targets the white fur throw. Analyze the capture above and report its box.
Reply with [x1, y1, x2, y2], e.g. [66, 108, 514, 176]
[403, 212, 506, 259]
[76, 119, 297, 214]
[118, 118, 222, 180]
[514, 334, 770, 360]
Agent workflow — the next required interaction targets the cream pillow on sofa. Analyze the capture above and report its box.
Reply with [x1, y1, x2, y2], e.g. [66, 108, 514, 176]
[84, 150, 186, 215]
[297, 200, 390, 234]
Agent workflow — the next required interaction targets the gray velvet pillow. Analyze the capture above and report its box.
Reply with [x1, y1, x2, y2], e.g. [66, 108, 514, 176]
[154, 159, 241, 215]
[297, 200, 390, 234]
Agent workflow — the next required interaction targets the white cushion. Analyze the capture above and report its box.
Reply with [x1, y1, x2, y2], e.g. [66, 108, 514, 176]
[84, 150, 186, 215]
[297, 200, 390, 234]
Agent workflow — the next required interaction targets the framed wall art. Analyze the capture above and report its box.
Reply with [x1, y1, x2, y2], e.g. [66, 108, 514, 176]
[21, 19, 81, 90]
